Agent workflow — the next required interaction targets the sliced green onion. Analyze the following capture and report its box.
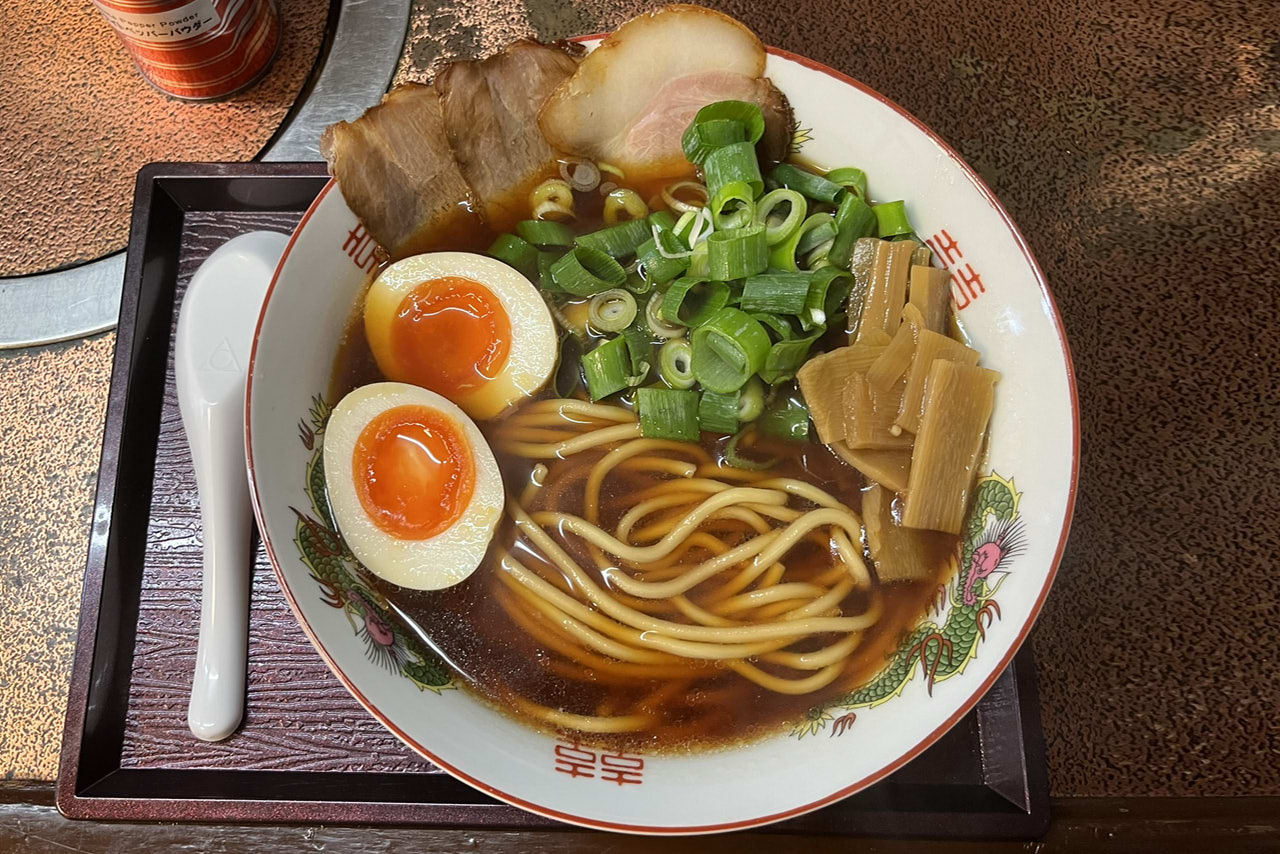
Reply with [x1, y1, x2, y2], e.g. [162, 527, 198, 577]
[658, 338, 696, 389]
[769, 213, 835, 272]
[873, 200, 913, 238]
[576, 218, 652, 259]
[825, 166, 869, 200]
[550, 246, 628, 296]
[698, 389, 739, 434]
[758, 396, 812, 442]
[682, 118, 746, 165]
[636, 230, 690, 286]
[703, 141, 763, 199]
[587, 289, 638, 332]
[636, 387, 700, 442]
[691, 307, 771, 393]
[754, 188, 807, 246]
[682, 100, 765, 164]
[647, 210, 678, 234]
[487, 233, 537, 278]
[740, 272, 812, 314]
[517, 219, 574, 249]
[624, 269, 653, 295]
[769, 163, 842, 204]
[806, 267, 853, 330]
[737, 376, 765, 421]
[706, 223, 768, 281]
[621, 328, 652, 386]
[795, 217, 838, 256]
[761, 334, 820, 384]
[661, 277, 731, 328]
[828, 192, 877, 270]
[537, 250, 565, 292]
[673, 210, 699, 245]
[688, 241, 710, 278]
[710, 180, 755, 230]
[724, 429, 778, 470]
[750, 311, 795, 341]
[645, 291, 685, 338]
[582, 336, 631, 400]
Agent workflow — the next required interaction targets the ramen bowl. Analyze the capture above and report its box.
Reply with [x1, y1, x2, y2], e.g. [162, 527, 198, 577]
[246, 42, 1078, 834]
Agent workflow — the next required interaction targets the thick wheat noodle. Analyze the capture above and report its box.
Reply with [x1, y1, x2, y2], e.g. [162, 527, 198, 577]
[533, 487, 787, 563]
[695, 463, 769, 482]
[758, 477, 849, 511]
[832, 527, 873, 587]
[617, 458, 698, 479]
[497, 422, 642, 459]
[497, 567, 676, 664]
[584, 439, 709, 522]
[509, 696, 653, 733]
[510, 502, 874, 641]
[633, 477, 730, 501]
[499, 548, 803, 657]
[617, 493, 710, 541]
[627, 504, 772, 544]
[761, 632, 865, 670]
[496, 427, 582, 443]
[518, 463, 549, 506]
[703, 557, 787, 602]
[516, 398, 638, 422]
[604, 533, 781, 598]
[603, 508, 862, 599]
[673, 594, 743, 627]
[710, 582, 828, 616]
[728, 660, 846, 694]
[627, 532, 733, 572]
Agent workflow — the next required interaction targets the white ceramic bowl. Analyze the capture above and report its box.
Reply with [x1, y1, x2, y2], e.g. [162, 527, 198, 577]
[246, 42, 1078, 834]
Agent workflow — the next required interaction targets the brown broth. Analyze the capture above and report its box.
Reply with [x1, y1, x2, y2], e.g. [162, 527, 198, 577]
[326, 176, 959, 753]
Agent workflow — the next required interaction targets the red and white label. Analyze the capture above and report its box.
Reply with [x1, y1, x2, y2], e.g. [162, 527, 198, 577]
[93, 0, 222, 43]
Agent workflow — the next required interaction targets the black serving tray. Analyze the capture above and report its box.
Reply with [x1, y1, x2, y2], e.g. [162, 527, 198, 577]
[57, 162, 1049, 838]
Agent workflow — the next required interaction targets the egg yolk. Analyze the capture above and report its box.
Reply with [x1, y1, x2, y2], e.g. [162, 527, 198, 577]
[352, 405, 475, 540]
[391, 277, 511, 398]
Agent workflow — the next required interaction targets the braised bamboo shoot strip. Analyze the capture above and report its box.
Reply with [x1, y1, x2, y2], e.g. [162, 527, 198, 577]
[831, 443, 912, 494]
[795, 346, 876, 443]
[863, 485, 955, 582]
[845, 237, 879, 339]
[911, 245, 932, 267]
[866, 312, 920, 390]
[908, 264, 952, 333]
[842, 373, 912, 450]
[902, 361, 1000, 534]
[854, 239, 916, 343]
[894, 329, 981, 434]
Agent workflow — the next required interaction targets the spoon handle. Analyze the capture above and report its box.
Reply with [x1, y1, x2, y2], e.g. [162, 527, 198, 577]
[187, 397, 254, 742]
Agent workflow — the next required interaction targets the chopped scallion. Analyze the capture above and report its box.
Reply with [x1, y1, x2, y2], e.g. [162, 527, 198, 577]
[658, 338, 696, 389]
[706, 223, 768, 280]
[549, 246, 628, 296]
[769, 163, 842, 204]
[581, 336, 632, 400]
[873, 200, 914, 238]
[710, 180, 755, 230]
[661, 277, 731, 328]
[575, 218, 652, 259]
[587, 289, 638, 332]
[724, 429, 778, 470]
[828, 191, 878, 270]
[681, 100, 766, 164]
[761, 334, 820, 384]
[769, 213, 835, 272]
[690, 307, 771, 393]
[636, 387, 700, 442]
[758, 396, 812, 442]
[517, 219, 574, 249]
[740, 272, 812, 315]
[487, 233, 538, 278]
[737, 376, 766, 421]
[825, 166, 869, 200]
[698, 389, 740, 434]
[754, 188, 807, 246]
[703, 141, 764, 200]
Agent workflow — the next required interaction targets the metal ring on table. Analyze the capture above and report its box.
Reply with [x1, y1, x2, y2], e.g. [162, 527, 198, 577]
[0, 0, 410, 350]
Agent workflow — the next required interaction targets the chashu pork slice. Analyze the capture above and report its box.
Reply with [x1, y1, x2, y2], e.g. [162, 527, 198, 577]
[436, 40, 580, 231]
[539, 5, 794, 182]
[321, 84, 480, 261]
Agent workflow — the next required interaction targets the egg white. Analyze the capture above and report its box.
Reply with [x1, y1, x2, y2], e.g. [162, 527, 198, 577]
[364, 252, 557, 419]
[323, 382, 503, 591]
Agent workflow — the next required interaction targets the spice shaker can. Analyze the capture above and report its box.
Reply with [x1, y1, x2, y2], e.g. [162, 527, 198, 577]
[93, 0, 281, 100]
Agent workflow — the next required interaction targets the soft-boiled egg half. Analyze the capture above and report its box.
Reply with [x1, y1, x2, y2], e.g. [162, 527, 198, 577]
[364, 252, 557, 419]
[324, 382, 503, 590]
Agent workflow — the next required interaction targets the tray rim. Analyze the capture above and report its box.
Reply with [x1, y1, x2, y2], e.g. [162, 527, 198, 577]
[55, 163, 1049, 838]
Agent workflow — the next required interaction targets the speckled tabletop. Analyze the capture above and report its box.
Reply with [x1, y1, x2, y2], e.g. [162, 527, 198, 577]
[1, 0, 1277, 798]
